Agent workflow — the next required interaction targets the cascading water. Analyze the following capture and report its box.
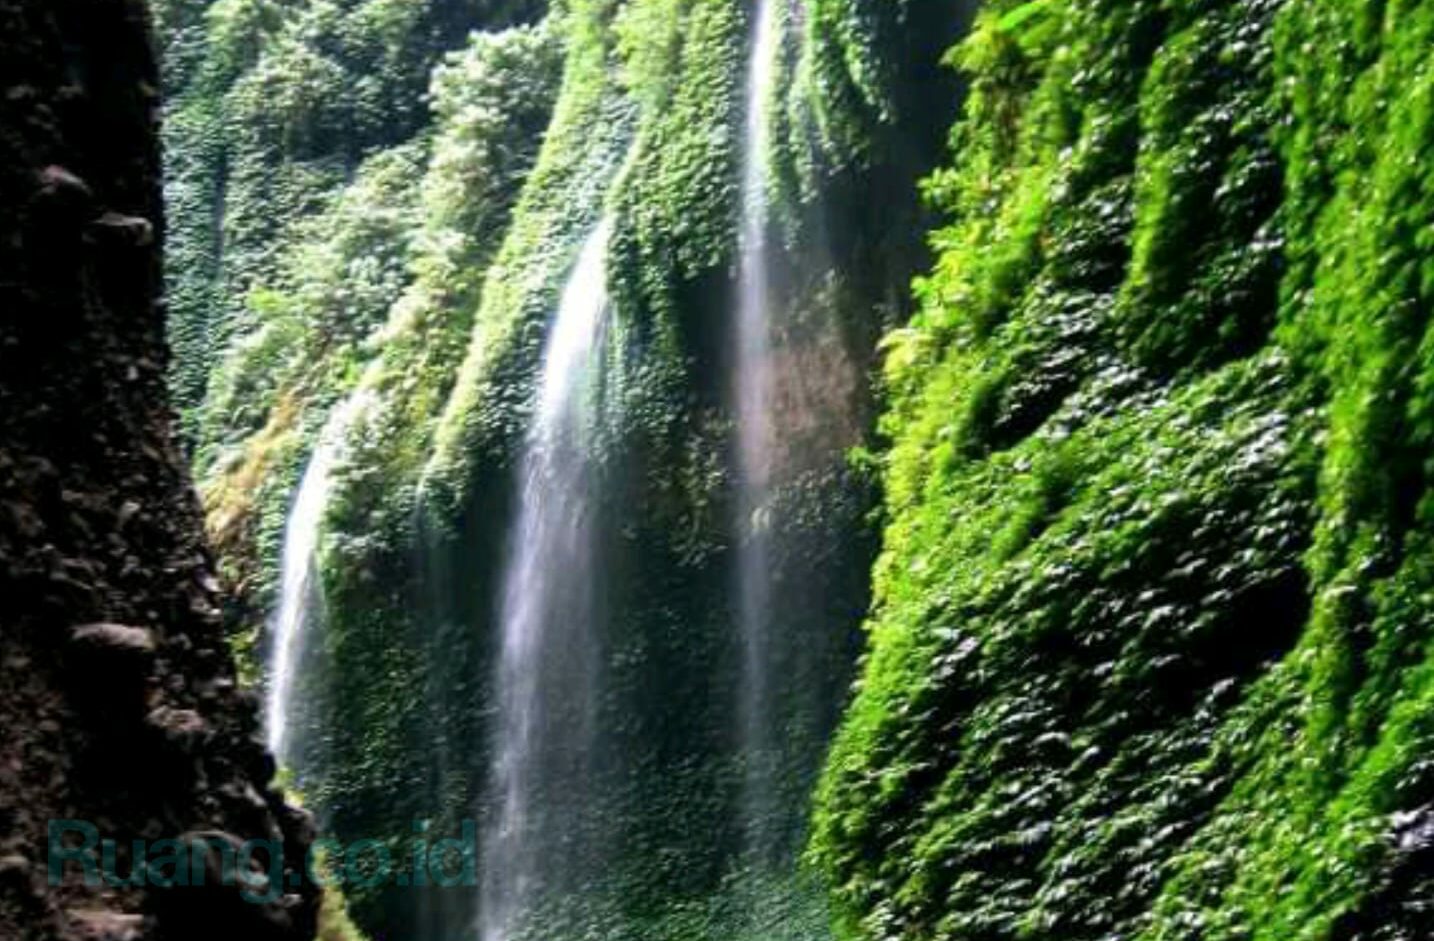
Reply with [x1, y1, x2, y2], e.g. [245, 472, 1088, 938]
[265, 391, 371, 766]
[734, 0, 781, 858]
[480, 219, 613, 941]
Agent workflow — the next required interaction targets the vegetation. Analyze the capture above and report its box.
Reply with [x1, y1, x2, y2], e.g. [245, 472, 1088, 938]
[158, 0, 1434, 939]
[160, 0, 959, 936]
[810, 2, 1434, 939]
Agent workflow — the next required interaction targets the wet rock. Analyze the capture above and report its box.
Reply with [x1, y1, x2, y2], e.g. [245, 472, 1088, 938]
[274, 803, 317, 881]
[145, 706, 208, 754]
[68, 623, 156, 679]
[116, 500, 141, 528]
[0, 10, 317, 941]
[1394, 806, 1434, 857]
[65, 909, 144, 941]
[0, 852, 31, 886]
[239, 734, 278, 788]
[196, 676, 235, 704]
[69, 623, 156, 660]
[87, 212, 154, 249]
[33, 165, 93, 216]
[220, 782, 270, 814]
[147, 831, 296, 941]
[67, 624, 157, 708]
[168, 632, 193, 655]
[278, 803, 316, 848]
[217, 782, 281, 841]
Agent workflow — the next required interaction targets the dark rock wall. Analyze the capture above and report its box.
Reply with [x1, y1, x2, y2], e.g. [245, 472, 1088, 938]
[0, 2, 315, 939]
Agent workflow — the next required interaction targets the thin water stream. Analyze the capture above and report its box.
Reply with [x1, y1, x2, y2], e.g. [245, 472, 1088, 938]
[734, 0, 781, 858]
[266, 391, 371, 765]
[479, 219, 614, 941]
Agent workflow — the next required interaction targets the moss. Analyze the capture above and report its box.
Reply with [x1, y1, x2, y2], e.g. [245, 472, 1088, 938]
[166, 0, 1434, 936]
[161, 0, 547, 434]
[423, 0, 637, 503]
[302, 0, 951, 931]
[165, 0, 959, 936]
[811, 2, 1434, 939]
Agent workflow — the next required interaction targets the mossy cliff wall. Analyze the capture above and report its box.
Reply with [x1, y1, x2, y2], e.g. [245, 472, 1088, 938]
[154, 0, 554, 638]
[161, 0, 1434, 939]
[160, 0, 964, 937]
[810, 2, 1434, 940]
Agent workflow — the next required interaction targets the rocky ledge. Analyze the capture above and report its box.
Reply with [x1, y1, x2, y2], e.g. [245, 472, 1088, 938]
[0, 2, 317, 939]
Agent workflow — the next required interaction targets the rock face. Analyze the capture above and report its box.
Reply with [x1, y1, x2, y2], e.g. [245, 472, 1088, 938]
[808, 4, 1434, 940]
[0, 2, 317, 940]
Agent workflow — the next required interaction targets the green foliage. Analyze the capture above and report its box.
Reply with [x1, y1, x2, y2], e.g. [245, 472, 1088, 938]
[811, 2, 1434, 940]
[194, 141, 422, 621]
[165, 0, 1434, 938]
[302, 21, 564, 926]
[301, 0, 941, 933]
[424, 0, 636, 504]
[1141, 4, 1434, 938]
[206, 0, 285, 85]
[164, 0, 956, 936]
[997, 0, 1053, 32]
[784, 0, 892, 172]
[614, 0, 686, 114]
[161, 0, 546, 432]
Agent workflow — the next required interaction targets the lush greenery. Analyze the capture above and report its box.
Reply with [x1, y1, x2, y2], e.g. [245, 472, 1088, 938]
[810, 2, 1434, 940]
[157, 0, 551, 624]
[162, 0, 1434, 938]
[161, 0, 960, 937]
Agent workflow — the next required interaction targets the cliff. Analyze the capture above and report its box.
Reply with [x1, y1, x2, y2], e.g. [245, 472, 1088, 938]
[811, 3, 1434, 939]
[0, 3, 316, 939]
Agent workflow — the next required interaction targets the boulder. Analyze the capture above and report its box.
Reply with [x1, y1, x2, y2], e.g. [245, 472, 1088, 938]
[66, 624, 157, 710]
[87, 212, 154, 249]
[146, 830, 297, 941]
[64, 909, 143, 941]
[144, 706, 209, 754]
[68, 623, 156, 661]
[32, 165, 94, 219]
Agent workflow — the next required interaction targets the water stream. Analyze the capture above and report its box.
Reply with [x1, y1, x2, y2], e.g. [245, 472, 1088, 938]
[265, 391, 371, 766]
[479, 219, 614, 941]
[734, 0, 781, 858]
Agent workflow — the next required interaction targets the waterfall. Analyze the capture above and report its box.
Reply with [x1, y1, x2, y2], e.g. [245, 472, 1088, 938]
[265, 391, 371, 765]
[480, 219, 613, 941]
[734, 0, 781, 857]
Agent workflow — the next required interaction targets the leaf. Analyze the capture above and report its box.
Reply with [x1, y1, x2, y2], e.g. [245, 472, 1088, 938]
[998, 0, 1054, 32]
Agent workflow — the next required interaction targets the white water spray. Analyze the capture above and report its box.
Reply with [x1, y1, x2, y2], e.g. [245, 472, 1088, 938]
[265, 392, 371, 764]
[480, 219, 613, 941]
[734, 0, 781, 854]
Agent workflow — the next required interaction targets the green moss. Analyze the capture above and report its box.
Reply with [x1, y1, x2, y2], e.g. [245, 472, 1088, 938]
[161, 0, 546, 435]
[165, 0, 1434, 937]
[165, 0, 958, 936]
[424, 0, 637, 504]
[300, 0, 951, 933]
[811, 1, 1434, 939]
